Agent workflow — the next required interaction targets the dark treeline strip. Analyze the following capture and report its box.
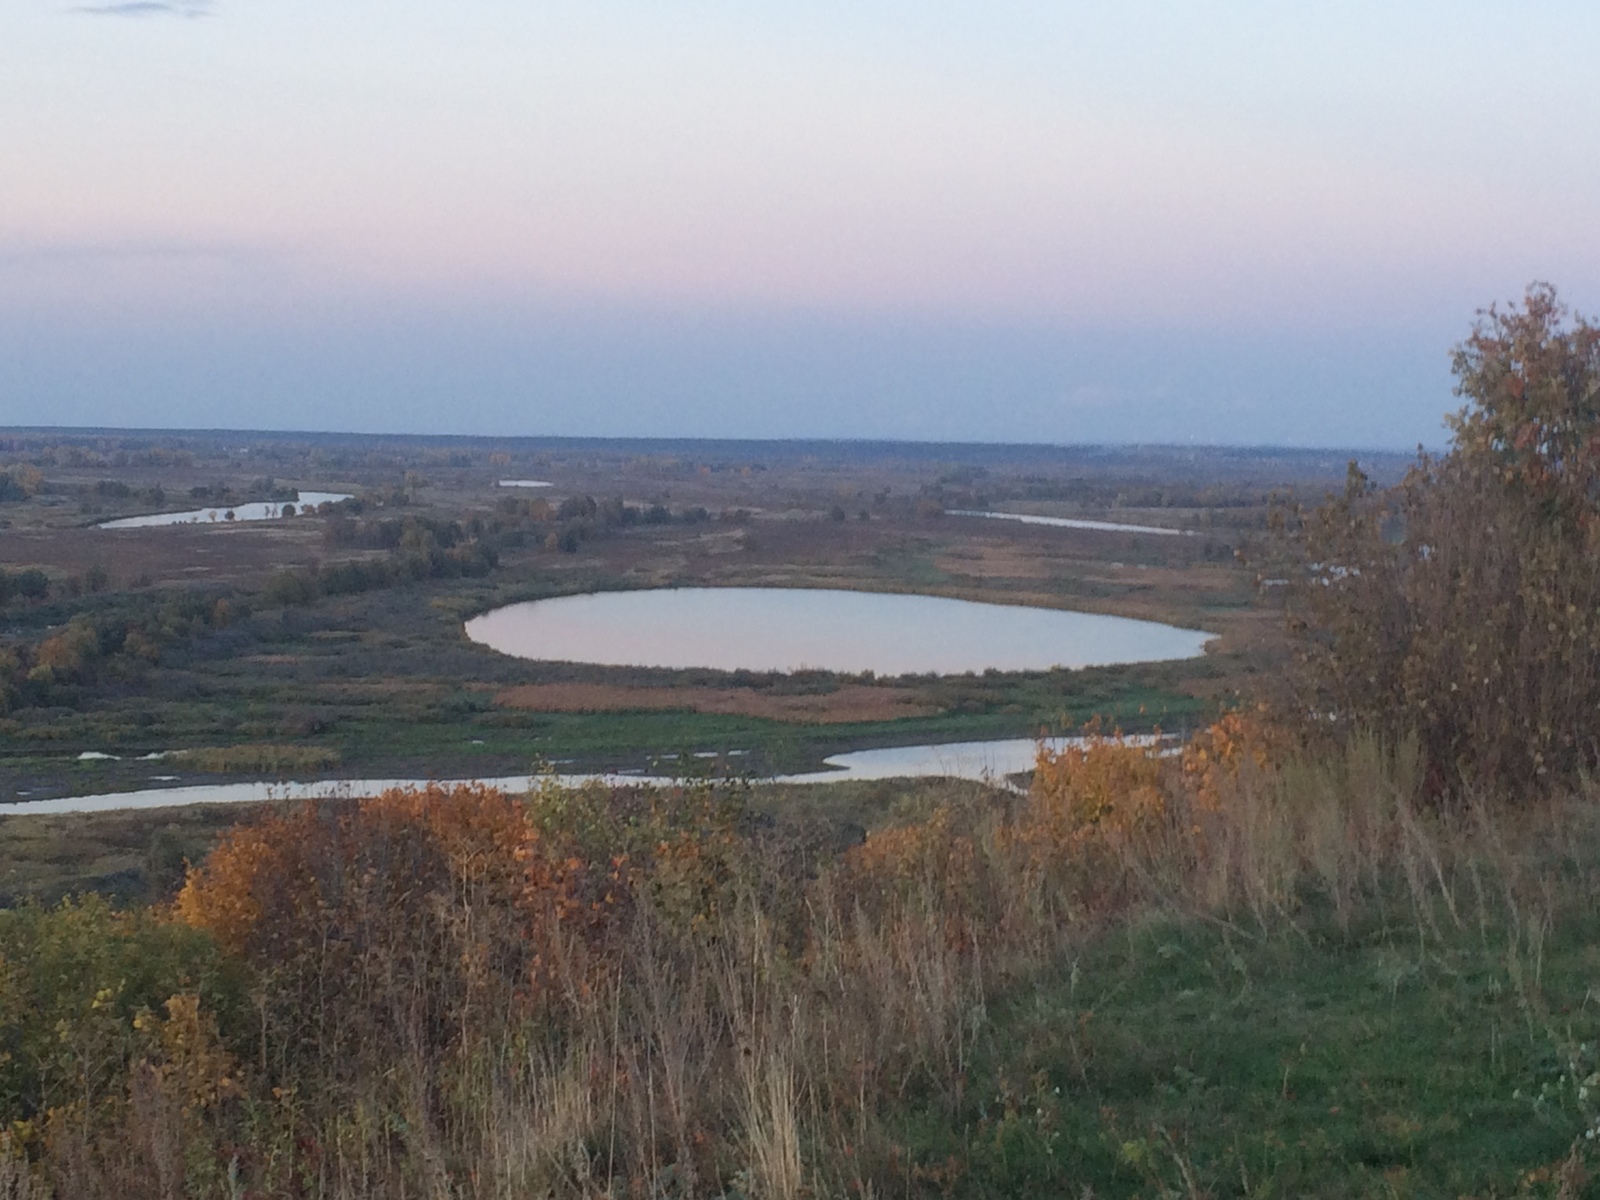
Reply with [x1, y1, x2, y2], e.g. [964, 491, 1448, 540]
[0, 589, 236, 715]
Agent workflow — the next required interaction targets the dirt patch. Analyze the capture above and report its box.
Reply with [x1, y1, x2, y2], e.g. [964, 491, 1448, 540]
[493, 682, 939, 724]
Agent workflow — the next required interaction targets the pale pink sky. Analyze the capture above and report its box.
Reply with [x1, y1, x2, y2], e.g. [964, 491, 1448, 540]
[4, 1, 1597, 444]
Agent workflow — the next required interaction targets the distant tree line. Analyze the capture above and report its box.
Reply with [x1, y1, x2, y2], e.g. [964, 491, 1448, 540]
[0, 591, 234, 715]
[264, 514, 500, 607]
[485, 494, 710, 555]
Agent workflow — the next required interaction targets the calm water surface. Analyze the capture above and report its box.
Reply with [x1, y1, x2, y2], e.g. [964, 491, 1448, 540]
[497, 480, 552, 488]
[99, 492, 353, 529]
[950, 510, 1194, 536]
[465, 587, 1212, 675]
[5, 736, 1144, 814]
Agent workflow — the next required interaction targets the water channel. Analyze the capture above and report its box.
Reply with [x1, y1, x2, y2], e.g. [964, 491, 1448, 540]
[98, 492, 354, 529]
[4, 735, 1159, 815]
[949, 510, 1195, 536]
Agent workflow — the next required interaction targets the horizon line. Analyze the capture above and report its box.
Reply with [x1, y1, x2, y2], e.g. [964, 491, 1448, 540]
[0, 424, 1434, 459]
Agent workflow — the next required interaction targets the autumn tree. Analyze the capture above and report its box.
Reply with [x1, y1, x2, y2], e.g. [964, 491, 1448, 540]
[1284, 284, 1600, 798]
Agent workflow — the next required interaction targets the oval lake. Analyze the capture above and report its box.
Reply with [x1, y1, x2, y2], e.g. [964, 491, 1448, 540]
[464, 587, 1213, 675]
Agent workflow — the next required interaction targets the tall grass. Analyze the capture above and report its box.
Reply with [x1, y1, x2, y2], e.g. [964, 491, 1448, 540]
[167, 744, 340, 773]
[5, 719, 1599, 1196]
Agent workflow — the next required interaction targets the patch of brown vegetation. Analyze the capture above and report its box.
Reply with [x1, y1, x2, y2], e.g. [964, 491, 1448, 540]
[493, 682, 939, 724]
[934, 541, 1062, 580]
[0, 521, 355, 590]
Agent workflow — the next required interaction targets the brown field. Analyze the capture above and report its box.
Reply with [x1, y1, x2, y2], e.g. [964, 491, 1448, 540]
[493, 681, 939, 723]
[0, 520, 386, 590]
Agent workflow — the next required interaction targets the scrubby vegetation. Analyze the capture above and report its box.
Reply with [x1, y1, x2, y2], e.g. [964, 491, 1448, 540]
[1280, 284, 1600, 799]
[9, 289, 1600, 1195]
[6, 718, 1600, 1197]
[0, 590, 235, 716]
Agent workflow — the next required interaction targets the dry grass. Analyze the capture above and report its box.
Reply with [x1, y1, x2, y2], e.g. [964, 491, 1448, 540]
[16, 723, 1595, 1197]
[168, 744, 340, 773]
[0, 522, 340, 591]
[932, 543, 1062, 580]
[493, 681, 939, 723]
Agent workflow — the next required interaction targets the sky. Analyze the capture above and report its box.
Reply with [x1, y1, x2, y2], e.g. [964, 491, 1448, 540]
[4, 1, 1599, 448]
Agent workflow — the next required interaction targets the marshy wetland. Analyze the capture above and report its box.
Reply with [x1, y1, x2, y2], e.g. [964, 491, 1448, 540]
[0, 431, 1398, 883]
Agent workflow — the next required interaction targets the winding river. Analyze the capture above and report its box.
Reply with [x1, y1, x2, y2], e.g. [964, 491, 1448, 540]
[3, 735, 1158, 815]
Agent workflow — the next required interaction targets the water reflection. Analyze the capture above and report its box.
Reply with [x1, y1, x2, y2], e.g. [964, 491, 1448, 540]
[3, 735, 1153, 814]
[950, 510, 1194, 536]
[99, 492, 353, 529]
[466, 587, 1212, 676]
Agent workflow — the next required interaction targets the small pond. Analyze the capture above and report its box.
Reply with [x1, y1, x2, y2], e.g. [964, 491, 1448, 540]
[950, 510, 1194, 536]
[465, 587, 1212, 675]
[498, 480, 552, 489]
[99, 492, 353, 529]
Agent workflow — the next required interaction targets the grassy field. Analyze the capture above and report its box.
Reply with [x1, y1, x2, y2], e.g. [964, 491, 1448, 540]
[904, 908, 1600, 1197]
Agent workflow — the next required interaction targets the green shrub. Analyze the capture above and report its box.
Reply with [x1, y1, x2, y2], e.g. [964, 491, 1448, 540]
[0, 896, 241, 1130]
[13, 569, 48, 602]
[168, 743, 339, 773]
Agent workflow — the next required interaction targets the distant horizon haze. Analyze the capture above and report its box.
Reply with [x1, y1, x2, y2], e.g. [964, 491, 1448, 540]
[5, 1, 1594, 449]
[3, 296, 1467, 449]
[0, 424, 1426, 469]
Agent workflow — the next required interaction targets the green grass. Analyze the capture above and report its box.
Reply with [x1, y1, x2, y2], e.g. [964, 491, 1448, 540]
[903, 910, 1600, 1197]
[1, 682, 1205, 798]
[1, 584, 1213, 793]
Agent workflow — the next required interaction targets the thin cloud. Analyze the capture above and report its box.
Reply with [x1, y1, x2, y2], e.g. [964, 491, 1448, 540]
[70, 1, 211, 16]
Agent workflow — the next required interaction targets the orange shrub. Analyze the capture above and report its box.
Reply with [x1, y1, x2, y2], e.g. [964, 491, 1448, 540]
[840, 806, 986, 955]
[174, 785, 616, 1103]
[1017, 731, 1168, 867]
[360, 781, 530, 891]
[845, 806, 978, 901]
[1181, 709, 1281, 812]
[173, 810, 315, 959]
[178, 785, 558, 938]
[175, 781, 754, 1033]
